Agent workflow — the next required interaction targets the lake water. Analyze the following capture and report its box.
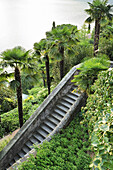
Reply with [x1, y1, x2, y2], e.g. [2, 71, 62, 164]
[0, 0, 112, 53]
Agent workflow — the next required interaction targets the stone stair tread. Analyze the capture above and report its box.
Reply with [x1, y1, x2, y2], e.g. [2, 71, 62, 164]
[70, 86, 81, 97]
[25, 140, 33, 148]
[47, 116, 60, 125]
[33, 132, 45, 142]
[52, 112, 63, 121]
[71, 91, 80, 97]
[66, 92, 78, 100]
[37, 128, 49, 138]
[56, 104, 69, 112]
[62, 96, 75, 104]
[44, 119, 56, 129]
[22, 145, 31, 154]
[41, 123, 53, 133]
[30, 136, 40, 144]
[54, 108, 66, 116]
[60, 100, 72, 108]
[18, 150, 26, 158]
[14, 154, 21, 162]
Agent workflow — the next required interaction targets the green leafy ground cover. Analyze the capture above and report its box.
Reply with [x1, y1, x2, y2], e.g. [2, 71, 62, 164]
[18, 112, 91, 170]
[82, 68, 113, 169]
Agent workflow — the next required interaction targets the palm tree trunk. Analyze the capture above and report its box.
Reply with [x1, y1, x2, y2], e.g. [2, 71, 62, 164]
[45, 54, 50, 95]
[15, 66, 23, 128]
[59, 46, 64, 80]
[94, 19, 100, 56]
[42, 70, 46, 87]
[88, 23, 91, 33]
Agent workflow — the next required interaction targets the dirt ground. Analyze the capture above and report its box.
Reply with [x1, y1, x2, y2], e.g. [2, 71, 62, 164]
[0, 129, 20, 142]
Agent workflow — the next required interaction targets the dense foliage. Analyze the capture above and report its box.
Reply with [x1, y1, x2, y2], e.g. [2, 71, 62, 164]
[82, 69, 113, 169]
[18, 112, 91, 170]
[0, 85, 55, 138]
[0, 86, 17, 114]
[99, 22, 113, 61]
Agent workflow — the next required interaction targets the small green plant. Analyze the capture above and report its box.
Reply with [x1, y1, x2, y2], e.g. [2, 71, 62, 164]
[72, 57, 109, 94]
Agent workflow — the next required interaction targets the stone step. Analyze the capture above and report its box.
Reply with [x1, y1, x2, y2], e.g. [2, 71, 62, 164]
[54, 108, 66, 117]
[22, 145, 31, 154]
[18, 150, 26, 158]
[14, 154, 21, 162]
[44, 119, 56, 129]
[25, 140, 33, 149]
[41, 123, 53, 134]
[47, 115, 60, 125]
[52, 112, 63, 121]
[30, 136, 40, 144]
[66, 92, 78, 101]
[62, 96, 75, 104]
[60, 100, 72, 108]
[33, 132, 45, 143]
[56, 104, 69, 112]
[70, 86, 80, 97]
[37, 128, 49, 138]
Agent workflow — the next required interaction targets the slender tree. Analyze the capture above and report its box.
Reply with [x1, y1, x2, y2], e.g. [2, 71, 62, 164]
[85, 0, 113, 56]
[34, 39, 51, 95]
[0, 46, 37, 127]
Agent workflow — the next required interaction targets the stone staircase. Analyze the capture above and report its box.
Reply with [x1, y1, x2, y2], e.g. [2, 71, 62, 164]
[9, 85, 80, 168]
[0, 64, 87, 170]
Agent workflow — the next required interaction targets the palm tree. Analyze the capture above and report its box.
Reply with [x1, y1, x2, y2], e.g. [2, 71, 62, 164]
[0, 46, 36, 127]
[46, 24, 79, 80]
[34, 39, 51, 95]
[85, 0, 113, 56]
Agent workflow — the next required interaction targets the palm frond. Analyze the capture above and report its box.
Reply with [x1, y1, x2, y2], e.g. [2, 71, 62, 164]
[10, 80, 20, 91]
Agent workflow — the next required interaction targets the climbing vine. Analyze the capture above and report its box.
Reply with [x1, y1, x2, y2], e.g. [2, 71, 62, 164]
[82, 68, 113, 169]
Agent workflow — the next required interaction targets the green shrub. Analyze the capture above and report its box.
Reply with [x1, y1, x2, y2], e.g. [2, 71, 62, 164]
[0, 86, 17, 114]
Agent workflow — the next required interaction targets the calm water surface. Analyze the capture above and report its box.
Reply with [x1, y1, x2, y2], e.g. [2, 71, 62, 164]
[0, 0, 112, 52]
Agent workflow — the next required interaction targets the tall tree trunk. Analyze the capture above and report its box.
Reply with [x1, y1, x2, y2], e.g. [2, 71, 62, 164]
[88, 23, 91, 33]
[94, 19, 100, 56]
[52, 21, 56, 30]
[59, 46, 64, 80]
[15, 66, 23, 128]
[42, 70, 46, 87]
[45, 54, 50, 95]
